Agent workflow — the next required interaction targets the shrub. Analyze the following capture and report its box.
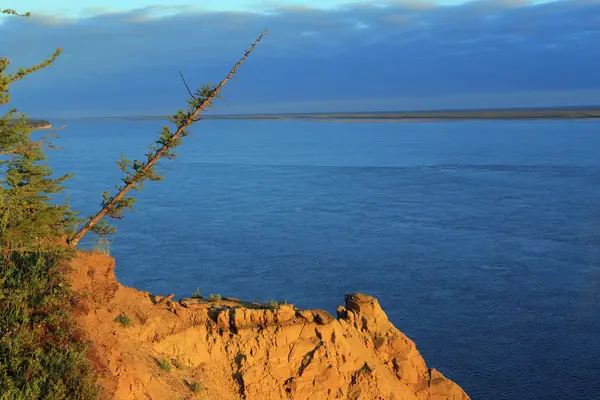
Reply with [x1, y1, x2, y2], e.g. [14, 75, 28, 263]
[191, 288, 202, 299]
[208, 293, 221, 302]
[0, 10, 99, 397]
[114, 313, 133, 327]
[189, 381, 201, 393]
[0, 252, 100, 399]
[156, 358, 171, 371]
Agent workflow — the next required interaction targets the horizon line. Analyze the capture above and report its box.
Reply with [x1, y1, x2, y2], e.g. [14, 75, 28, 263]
[37, 104, 600, 120]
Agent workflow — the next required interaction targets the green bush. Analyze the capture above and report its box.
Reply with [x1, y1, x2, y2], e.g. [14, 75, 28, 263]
[0, 9, 100, 396]
[156, 359, 171, 371]
[208, 294, 221, 302]
[0, 252, 100, 399]
[114, 313, 133, 327]
[189, 381, 201, 393]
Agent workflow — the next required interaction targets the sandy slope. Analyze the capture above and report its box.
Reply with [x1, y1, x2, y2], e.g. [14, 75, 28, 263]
[68, 252, 469, 400]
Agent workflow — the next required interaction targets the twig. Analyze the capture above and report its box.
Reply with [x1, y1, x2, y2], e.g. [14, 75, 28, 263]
[178, 71, 196, 100]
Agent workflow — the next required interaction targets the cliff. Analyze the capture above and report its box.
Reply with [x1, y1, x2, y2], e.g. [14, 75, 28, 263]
[68, 252, 469, 400]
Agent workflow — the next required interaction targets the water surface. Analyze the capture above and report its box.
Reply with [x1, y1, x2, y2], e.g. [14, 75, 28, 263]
[49, 119, 600, 400]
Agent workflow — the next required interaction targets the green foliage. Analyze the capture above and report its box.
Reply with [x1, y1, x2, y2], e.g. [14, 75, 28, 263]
[208, 294, 221, 302]
[0, 13, 264, 397]
[68, 30, 267, 246]
[113, 313, 132, 327]
[268, 300, 278, 309]
[0, 10, 74, 252]
[0, 8, 61, 106]
[188, 381, 201, 393]
[0, 111, 78, 252]
[0, 10, 99, 399]
[1, 9, 31, 17]
[156, 359, 171, 371]
[191, 288, 202, 299]
[0, 252, 100, 399]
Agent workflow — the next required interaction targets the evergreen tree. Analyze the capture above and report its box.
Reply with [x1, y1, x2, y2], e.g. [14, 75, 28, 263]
[0, 7, 266, 398]
[0, 9, 75, 253]
[68, 31, 267, 246]
[0, 9, 99, 399]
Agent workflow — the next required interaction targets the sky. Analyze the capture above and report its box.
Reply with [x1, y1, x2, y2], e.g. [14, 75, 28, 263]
[6, 0, 560, 15]
[2, 0, 600, 117]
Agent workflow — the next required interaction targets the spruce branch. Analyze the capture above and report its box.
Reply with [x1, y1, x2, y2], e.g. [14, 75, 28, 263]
[1, 9, 31, 17]
[68, 29, 268, 247]
[0, 123, 67, 155]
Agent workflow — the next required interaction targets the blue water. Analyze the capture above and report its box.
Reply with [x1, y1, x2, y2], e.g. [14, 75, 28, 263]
[48, 119, 600, 399]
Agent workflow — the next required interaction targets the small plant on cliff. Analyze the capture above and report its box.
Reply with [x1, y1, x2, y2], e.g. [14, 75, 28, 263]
[188, 381, 201, 393]
[208, 293, 222, 302]
[114, 313, 133, 327]
[91, 237, 110, 255]
[1, 6, 267, 399]
[269, 300, 279, 309]
[156, 358, 171, 371]
[191, 287, 202, 299]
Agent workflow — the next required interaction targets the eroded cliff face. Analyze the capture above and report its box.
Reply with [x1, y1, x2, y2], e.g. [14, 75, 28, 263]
[68, 252, 469, 400]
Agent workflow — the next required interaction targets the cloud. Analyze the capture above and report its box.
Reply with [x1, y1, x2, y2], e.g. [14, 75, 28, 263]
[2, 0, 599, 116]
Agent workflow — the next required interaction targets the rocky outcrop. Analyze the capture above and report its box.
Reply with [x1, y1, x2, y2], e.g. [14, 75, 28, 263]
[68, 252, 469, 400]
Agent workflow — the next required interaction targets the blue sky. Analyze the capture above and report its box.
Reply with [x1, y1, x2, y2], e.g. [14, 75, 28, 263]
[2, 0, 600, 117]
[7, 0, 561, 15]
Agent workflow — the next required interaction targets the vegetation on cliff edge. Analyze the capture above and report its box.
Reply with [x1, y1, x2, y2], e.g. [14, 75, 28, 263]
[1, 7, 266, 399]
[0, 8, 99, 399]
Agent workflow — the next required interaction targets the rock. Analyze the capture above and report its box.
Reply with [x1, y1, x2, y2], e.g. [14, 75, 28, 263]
[344, 293, 390, 332]
[67, 252, 470, 400]
[312, 309, 335, 325]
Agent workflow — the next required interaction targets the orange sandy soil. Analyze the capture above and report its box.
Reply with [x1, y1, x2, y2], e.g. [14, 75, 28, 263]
[67, 252, 470, 400]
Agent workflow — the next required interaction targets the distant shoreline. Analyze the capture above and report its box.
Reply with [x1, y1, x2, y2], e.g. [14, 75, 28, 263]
[31, 124, 52, 130]
[56, 106, 600, 122]
[7, 119, 52, 130]
[319, 117, 600, 123]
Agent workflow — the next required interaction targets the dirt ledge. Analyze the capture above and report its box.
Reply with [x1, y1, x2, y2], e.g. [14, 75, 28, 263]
[68, 252, 470, 400]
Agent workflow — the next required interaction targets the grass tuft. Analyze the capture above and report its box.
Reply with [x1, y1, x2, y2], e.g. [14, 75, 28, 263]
[189, 381, 201, 392]
[208, 293, 221, 302]
[91, 237, 110, 255]
[191, 287, 202, 299]
[114, 313, 132, 327]
[156, 358, 171, 371]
